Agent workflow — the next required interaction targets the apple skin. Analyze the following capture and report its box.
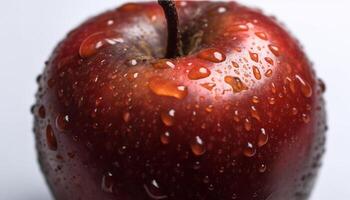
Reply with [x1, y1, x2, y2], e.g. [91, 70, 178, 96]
[33, 1, 327, 200]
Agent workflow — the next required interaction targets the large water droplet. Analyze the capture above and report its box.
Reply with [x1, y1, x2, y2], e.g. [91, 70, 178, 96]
[161, 109, 175, 126]
[249, 52, 259, 63]
[243, 142, 256, 157]
[188, 66, 211, 80]
[258, 128, 268, 147]
[144, 179, 168, 200]
[200, 83, 216, 91]
[268, 45, 280, 57]
[191, 136, 206, 156]
[160, 131, 171, 145]
[252, 66, 262, 80]
[224, 76, 248, 93]
[295, 75, 313, 98]
[123, 111, 131, 123]
[55, 114, 70, 131]
[101, 172, 114, 193]
[38, 106, 46, 119]
[149, 76, 188, 100]
[152, 59, 176, 69]
[46, 125, 57, 151]
[255, 32, 268, 40]
[79, 32, 124, 58]
[265, 69, 273, 77]
[197, 48, 226, 63]
[230, 24, 249, 32]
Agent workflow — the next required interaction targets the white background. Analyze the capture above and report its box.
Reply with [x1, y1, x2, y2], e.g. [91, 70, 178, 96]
[0, 0, 349, 199]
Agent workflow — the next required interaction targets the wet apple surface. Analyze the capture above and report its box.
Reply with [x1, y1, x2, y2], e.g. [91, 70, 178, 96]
[33, 1, 327, 200]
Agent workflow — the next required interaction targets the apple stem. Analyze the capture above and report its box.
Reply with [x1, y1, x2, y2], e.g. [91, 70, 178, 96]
[158, 0, 183, 58]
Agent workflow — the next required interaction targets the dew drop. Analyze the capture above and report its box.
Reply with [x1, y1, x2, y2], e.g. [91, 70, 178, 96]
[232, 61, 239, 68]
[259, 163, 267, 173]
[318, 79, 326, 93]
[296, 75, 313, 98]
[252, 96, 259, 104]
[267, 97, 276, 105]
[200, 83, 216, 91]
[224, 76, 248, 93]
[268, 45, 280, 57]
[197, 48, 226, 63]
[161, 109, 175, 127]
[302, 113, 310, 123]
[265, 69, 273, 77]
[243, 142, 256, 157]
[230, 24, 249, 32]
[160, 131, 171, 145]
[149, 76, 188, 100]
[144, 179, 168, 200]
[55, 114, 70, 131]
[252, 66, 262, 80]
[244, 118, 252, 131]
[191, 136, 206, 156]
[46, 125, 57, 151]
[249, 52, 259, 63]
[123, 111, 131, 123]
[79, 32, 124, 58]
[292, 107, 298, 115]
[217, 7, 227, 13]
[271, 83, 277, 94]
[101, 172, 114, 193]
[38, 106, 46, 119]
[188, 66, 211, 80]
[258, 128, 269, 147]
[255, 32, 268, 40]
[152, 59, 176, 69]
[265, 57, 274, 65]
[250, 106, 261, 121]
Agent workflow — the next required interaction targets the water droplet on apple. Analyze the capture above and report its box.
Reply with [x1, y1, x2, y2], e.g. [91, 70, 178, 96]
[258, 128, 268, 147]
[268, 97, 276, 105]
[123, 111, 131, 123]
[318, 79, 326, 93]
[265, 57, 274, 65]
[250, 106, 261, 121]
[197, 48, 226, 63]
[265, 69, 273, 77]
[126, 59, 138, 67]
[200, 83, 216, 91]
[161, 109, 175, 127]
[46, 125, 57, 151]
[268, 45, 280, 57]
[271, 82, 277, 94]
[252, 96, 259, 104]
[259, 163, 267, 173]
[249, 51, 259, 62]
[160, 131, 171, 145]
[230, 24, 249, 32]
[38, 105, 46, 119]
[252, 66, 261, 80]
[244, 118, 252, 131]
[243, 142, 256, 157]
[224, 76, 248, 93]
[232, 193, 238, 199]
[148, 76, 188, 100]
[101, 172, 114, 193]
[255, 32, 268, 40]
[188, 66, 211, 80]
[79, 32, 124, 58]
[295, 75, 313, 98]
[292, 107, 298, 115]
[232, 61, 239, 68]
[217, 7, 227, 13]
[55, 114, 70, 131]
[152, 59, 176, 69]
[191, 136, 206, 156]
[302, 113, 310, 123]
[144, 179, 168, 200]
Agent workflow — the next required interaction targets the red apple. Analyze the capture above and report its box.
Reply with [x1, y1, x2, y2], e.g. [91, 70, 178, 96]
[33, 1, 327, 199]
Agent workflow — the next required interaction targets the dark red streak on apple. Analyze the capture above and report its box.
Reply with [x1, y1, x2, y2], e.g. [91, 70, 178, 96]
[158, 0, 183, 58]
